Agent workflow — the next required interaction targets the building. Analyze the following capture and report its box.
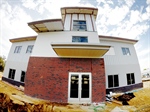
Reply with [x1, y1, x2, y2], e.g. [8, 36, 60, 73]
[2, 7, 142, 103]
[100, 36, 142, 93]
[142, 68, 150, 79]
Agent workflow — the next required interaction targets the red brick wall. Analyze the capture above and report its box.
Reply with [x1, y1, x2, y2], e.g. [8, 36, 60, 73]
[24, 57, 105, 103]
[92, 59, 106, 102]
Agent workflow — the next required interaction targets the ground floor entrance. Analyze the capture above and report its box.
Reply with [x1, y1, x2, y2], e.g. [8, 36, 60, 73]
[25, 57, 106, 102]
[68, 72, 91, 103]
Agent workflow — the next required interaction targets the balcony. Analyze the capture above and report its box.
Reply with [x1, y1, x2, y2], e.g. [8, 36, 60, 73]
[51, 43, 110, 58]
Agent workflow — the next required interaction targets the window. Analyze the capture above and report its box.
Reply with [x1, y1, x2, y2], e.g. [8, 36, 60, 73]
[122, 47, 131, 55]
[72, 36, 88, 43]
[20, 71, 26, 82]
[108, 75, 119, 88]
[14, 46, 22, 53]
[73, 20, 87, 31]
[26, 45, 34, 53]
[8, 69, 16, 79]
[126, 73, 135, 85]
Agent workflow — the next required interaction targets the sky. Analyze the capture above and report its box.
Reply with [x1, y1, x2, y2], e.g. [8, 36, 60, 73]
[0, 0, 150, 71]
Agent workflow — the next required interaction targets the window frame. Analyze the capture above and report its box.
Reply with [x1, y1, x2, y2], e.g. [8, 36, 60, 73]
[108, 74, 119, 88]
[72, 36, 88, 43]
[14, 46, 22, 53]
[20, 71, 26, 82]
[26, 45, 34, 53]
[73, 20, 87, 31]
[8, 69, 16, 79]
[121, 47, 131, 55]
[126, 73, 135, 85]
[68, 72, 92, 103]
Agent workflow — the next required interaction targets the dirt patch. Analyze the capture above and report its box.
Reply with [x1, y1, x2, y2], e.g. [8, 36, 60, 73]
[113, 93, 135, 105]
[1, 79, 150, 111]
[0, 81, 86, 112]
[0, 92, 70, 112]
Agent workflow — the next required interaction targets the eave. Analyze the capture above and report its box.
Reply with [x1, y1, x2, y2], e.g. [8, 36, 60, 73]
[51, 43, 110, 58]
[61, 7, 98, 22]
[10, 36, 37, 43]
[28, 19, 64, 33]
[99, 35, 138, 44]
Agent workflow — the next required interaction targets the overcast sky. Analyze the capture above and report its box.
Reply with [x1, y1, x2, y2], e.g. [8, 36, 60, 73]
[0, 0, 150, 71]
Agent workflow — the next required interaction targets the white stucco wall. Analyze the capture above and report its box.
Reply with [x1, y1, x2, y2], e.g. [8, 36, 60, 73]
[3, 40, 35, 82]
[3, 33, 142, 89]
[31, 31, 99, 57]
[100, 40, 142, 88]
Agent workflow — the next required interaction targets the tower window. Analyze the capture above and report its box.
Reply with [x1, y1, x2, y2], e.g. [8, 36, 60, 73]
[73, 20, 87, 31]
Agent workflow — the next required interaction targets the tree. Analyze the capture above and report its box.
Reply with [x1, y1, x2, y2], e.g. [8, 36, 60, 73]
[0, 56, 5, 72]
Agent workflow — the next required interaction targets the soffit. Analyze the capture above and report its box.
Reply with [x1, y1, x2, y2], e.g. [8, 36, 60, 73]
[51, 43, 110, 58]
[28, 19, 64, 33]
[61, 7, 98, 22]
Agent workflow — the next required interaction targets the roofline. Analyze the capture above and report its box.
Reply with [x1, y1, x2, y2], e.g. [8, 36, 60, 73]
[9, 35, 138, 44]
[61, 6, 98, 11]
[99, 35, 138, 44]
[61, 6, 98, 22]
[10, 36, 37, 43]
[28, 19, 63, 25]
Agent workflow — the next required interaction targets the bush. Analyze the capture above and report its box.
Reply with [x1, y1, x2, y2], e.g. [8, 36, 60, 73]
[0, 56, 5, 72]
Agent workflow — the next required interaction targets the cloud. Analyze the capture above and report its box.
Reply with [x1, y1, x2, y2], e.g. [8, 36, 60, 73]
[1, 1, 35, 36]
[97, 17, 149, 39]
[96, 0, 135, 35]
[130, 10, 140, 25]
[146, 0, 150, 4]
[146, 5, 150, 13]
[125, 0, 135, 7]
[22, 0, 38, 10]
[96, 0, 150, 39]
[0, 1, 36, 57]
[138, 49, 150, 57]
[106, 5, 129, 25]
[135, 43, 142, 51]
[99, 5, 129, 26]
[44, 0, 95, 18]
[135, 37, 150, 71]
[107, 0, 113, 5]
[141, 12, 149, 21]
[21, 0, 93, 18]
[139, 56, 150, 70]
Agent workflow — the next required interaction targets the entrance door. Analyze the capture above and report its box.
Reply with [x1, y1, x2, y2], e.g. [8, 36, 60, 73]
[68, 72, 91, 103]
